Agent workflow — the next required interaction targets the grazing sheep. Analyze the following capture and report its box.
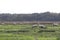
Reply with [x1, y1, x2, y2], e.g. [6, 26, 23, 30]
[1, 23, 5, 24]
[39, 24, 46, 29]
[53, 23, 58, 26]
[32, 24, 37, 28]
[13, 22, 17, 25]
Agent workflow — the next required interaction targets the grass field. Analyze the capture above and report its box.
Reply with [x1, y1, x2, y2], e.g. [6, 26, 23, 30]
[0, 24, 60, 40]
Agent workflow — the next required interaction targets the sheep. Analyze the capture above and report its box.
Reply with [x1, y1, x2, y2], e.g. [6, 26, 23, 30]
[1, 23, 5, 25]
[53, 23, 58, 26]
[39, 24, 46, 29]
[32, 24, 37, 28]
[13, 22, 17, 25]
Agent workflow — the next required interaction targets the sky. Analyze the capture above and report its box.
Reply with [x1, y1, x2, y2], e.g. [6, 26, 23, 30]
[0, 0, 60, 14]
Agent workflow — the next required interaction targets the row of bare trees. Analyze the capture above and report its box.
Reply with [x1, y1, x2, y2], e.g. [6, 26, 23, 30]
[0, 12, 60, 21]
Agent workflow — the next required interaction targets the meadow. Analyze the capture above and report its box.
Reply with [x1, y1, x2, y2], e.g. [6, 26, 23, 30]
[0, 24, 60, 40]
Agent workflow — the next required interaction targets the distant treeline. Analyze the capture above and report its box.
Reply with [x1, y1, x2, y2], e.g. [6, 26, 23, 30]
[0, 12, 60, 21]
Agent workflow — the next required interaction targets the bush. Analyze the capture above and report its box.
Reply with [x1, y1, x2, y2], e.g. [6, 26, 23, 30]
[57, 37, 60, 40]
[17, 30, 29, 32]
[38, 30, 55, 32]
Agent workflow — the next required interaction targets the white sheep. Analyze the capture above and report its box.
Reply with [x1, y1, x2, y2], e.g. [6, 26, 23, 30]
[1, 23, 5, 24]
[39, 24, 46, 28]
[53, 23, 58, 26]
[32, 24, 37, 28]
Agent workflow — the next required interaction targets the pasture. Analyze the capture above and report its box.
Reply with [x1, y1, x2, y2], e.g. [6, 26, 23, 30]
[0, 24, 60, 40]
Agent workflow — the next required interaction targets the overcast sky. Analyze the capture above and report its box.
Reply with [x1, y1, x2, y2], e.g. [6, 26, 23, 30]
[0, 0, 60, 14]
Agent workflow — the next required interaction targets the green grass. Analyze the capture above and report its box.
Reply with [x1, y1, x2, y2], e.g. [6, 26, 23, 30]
[0, 24, 59, 40]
